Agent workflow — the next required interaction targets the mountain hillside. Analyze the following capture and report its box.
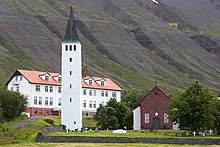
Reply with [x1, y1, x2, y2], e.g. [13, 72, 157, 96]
[0, 0, 220, 93]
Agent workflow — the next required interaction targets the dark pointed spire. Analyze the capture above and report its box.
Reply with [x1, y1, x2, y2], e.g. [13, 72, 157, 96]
[63, 6, 79, 42]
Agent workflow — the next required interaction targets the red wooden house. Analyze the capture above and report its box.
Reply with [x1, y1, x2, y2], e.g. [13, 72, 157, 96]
[133, 86, 173, 130]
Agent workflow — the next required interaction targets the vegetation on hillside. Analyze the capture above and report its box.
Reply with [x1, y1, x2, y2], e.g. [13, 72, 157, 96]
[0, 0, 219, 93]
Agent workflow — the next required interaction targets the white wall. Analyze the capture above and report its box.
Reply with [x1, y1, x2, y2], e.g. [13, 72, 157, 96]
[7, 75, 61, 109]
[81, 88, 121, 113]
[133, 106, 141, 130]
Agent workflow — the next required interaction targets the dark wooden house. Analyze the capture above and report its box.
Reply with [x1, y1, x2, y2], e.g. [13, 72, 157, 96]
[133, 86, 173, 130]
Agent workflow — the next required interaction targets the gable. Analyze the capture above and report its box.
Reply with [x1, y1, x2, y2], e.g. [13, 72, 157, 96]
[139, 86, 170, 106]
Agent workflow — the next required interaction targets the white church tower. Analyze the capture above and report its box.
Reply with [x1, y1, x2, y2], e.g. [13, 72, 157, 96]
[61, 7, 82, 130]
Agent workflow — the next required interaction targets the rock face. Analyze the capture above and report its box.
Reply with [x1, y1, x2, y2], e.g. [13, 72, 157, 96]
[0, 0, 220, 92]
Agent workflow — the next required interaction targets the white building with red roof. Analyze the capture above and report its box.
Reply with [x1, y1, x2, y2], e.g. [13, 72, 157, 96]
[6, 69, 122, 117]
[6, 8, 122, 123]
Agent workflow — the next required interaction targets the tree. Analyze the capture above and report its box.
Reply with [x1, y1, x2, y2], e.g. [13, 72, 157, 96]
[94, 105, 118, 129]
[107, 98, 131, 129]
[121, 89, 148, 110]
[94, 98, 133, 129]
[0, 88, 27, 121]
[169, 81, 216, 132]
[213, 98, 220, 134]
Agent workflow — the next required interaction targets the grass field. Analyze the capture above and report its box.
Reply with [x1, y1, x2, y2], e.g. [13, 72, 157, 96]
[0, 116, 220, 146]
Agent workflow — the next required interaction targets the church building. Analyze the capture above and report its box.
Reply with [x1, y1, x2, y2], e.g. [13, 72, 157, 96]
[6, 7, 122, 129]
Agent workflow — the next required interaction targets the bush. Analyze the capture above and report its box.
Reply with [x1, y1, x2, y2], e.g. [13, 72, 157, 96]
[44, 119, 55, 125]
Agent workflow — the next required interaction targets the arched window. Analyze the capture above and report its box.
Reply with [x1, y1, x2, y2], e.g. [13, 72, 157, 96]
[74, 45, 76, 51]
[70, 45, 72, 51]
[65, 45, 68, 51]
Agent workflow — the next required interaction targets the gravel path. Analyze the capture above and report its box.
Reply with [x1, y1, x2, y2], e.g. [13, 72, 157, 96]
[8, 116, 42, 127]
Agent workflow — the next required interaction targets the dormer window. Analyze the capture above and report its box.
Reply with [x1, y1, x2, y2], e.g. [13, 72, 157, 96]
[101, 81, 104, 86]
[89, 80, 92, 85]
[45, 75, 50, 81]
[58, 77, 62, 82]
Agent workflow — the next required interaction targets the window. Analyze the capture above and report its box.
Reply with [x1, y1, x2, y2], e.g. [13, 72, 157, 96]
[70, 98, 72, 102]
[50, 97, 53, 106]
[34, 96, 37, 105]
[69, 58, 72, 62]
[101, 101, 104, 106]
[65, 45, 68, 51]
[35, 85, 40, 92]
[154, 104, 158, 111]
[146, 105, 150, 112]
[58, 98, 61, 106]
[20, 76, 22, 81]
[74, 45, 76, 51]
[11, 87, 13, 91]
[145, 113, 149, 123]
[50, 86, 53, 92]
[45, 97, 48, 105]
[15, 76, 18, 81]
[58, 77, 62, 82]
[93, 101, 96, 108]
[39, 110, 42, 115]
[164, 113, 169, 123]
[58, 87, 61, 93]
[89, 80, 92, 85]
[45, 86, 48, 92]
[16, 86, 19, 92]
[83, 100, 86, 108]
[101, 91, 104, 97]
[89, 100, 92, 108]
[89, 90, 92, 96]
[70, 84, 72, 89]
[70, 71, 72, 75]
[39, 97, 42, 105]
[34, 109, 38, 115]
[112, 92, 117, 98]
[83, 89, 86, 95]
[105, 91, 108, 97]
[93, 90, 97, 96]
[45, 110, 49, 115]
[70, 45, 72, 51]
[45, 75, 49, 81]
[101, 81, 104, 86]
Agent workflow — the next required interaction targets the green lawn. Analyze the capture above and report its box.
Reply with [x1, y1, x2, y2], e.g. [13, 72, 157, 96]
[1, 116, 220, 146]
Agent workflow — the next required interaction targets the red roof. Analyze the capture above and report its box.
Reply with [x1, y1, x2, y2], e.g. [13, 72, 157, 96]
[15, 70, 122, 91]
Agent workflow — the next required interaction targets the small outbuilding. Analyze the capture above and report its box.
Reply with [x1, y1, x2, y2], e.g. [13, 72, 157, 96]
[133, 86, 172, 130]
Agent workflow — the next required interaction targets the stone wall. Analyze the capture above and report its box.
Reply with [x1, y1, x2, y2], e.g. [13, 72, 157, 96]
[36, 126, 220, 145]
[40, 125, 64, 135]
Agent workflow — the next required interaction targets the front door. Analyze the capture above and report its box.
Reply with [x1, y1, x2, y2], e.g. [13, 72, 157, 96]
[153, 118, 160, 129]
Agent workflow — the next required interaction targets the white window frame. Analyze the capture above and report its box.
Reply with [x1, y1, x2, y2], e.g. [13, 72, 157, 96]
[35, 85, 40, 92]
[101, 91, 104, 97]
[34, 96, 37, 105]
[58, 86, 61, 93]
[83, 100, 86, 108]
[38, 97, 42, 105]
[58, 98, 61, 106]
[112, 91, 117, 98]
[145, 113, 149, 124]
[164, 113, 169, 123]
[89, 90, 92, 96]
[83, 89, 86, 95]
[45, 97, 48, 105]
[89, 100, 92, 108]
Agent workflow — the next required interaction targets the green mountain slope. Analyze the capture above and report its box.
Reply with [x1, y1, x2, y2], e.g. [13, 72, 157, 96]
[0, 0, 220, 93]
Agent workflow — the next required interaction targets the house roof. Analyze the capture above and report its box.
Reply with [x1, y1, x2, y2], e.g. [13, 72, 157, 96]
[7, 69, 122, 91]
[137, 86, 170, 107]
[63, 6, 79, 43]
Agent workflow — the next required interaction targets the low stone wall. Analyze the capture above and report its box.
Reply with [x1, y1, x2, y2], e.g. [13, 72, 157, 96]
[36, 126, 220, 145]
[36, 134, 220, 145]
[41, 125, 64, 135]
